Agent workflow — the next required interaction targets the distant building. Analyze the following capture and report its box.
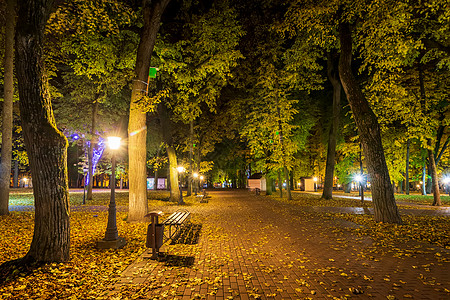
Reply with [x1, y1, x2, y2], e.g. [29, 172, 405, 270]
[247, 173, 266, 191]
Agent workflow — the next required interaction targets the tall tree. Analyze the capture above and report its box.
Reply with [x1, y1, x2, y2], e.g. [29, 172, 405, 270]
[128, 0, 171, 222]
[15, 0, 70, 262]
[322, 53, 342, 199]
[0, 0, 16, 215]
[339, 21, 402, 224]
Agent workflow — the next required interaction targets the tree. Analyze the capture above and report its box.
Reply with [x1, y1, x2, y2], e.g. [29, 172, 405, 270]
[15, 0, 70, 262]
[128, 0, 171, 222]
[322, 52, 342, 199]
[47, 0, 136, 198]
[339, 21, 402, 223]
[0, 0, 16, 215]
[145, 0, 243, 200]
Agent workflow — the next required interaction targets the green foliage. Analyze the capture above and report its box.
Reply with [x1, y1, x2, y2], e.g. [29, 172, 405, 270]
[152, 0, 244, 122]
[46, 0, 138, 134]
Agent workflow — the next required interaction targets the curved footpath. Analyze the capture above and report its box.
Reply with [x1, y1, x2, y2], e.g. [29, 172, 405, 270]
[111, 190, 449, 300]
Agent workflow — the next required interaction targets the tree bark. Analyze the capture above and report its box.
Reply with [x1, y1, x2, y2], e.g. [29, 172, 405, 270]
[13, 160, 19, 188]
[128, 0, 171, 222]
[153, 147, 160, 190]
[338, 22, 402, 224]
[87, 100, 98, 201]
[405, 139, 410, 195]
[158, 102, 180, 202]
[278, 171, 283, 198]
[322, 52, 341, 200]
[187, 121, 194, 196]
[0, 0, 16, 215]
[428, 139, 441, 206]
[265, 176, 272, 195]
[15, 0, 70, 262]
[166, 145, 181, 202]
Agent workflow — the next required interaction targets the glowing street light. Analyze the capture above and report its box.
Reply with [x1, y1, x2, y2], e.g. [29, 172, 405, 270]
[354, 173, 364, 202]
[98, 136, 126, 249]
[444, 176, 450, 196]
[313, 177, 318, 192]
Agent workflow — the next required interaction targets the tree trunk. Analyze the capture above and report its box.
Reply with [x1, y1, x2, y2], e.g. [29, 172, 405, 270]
[0, 0, 16, 215]
[13, 160, 19, 188]
[128, 0, 171, 222]
[322, 52, 341, 200]
[421, 161, 427, 195]
[426, 163, 432, 194]
[428, 139, 441, 206]
[265, 176, 272, 195]
[187, 121, 194, 196]
[338, 22, 402, 224]
[278, 171, 283, 198]
[405, 139, 410, 195]
[153, 147, 160, 190]
[284, 166, 292, 200]
[87, 100, 98, 201]
[158, 102, 180, 202]
[166, 146, 181, 202]
[15, 0, 70, 262]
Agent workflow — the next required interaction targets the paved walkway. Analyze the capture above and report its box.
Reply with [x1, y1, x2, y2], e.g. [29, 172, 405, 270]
[110, 190, 450, 299]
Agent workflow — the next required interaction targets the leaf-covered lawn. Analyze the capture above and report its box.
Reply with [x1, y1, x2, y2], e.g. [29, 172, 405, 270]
[0, 190, 183, 299]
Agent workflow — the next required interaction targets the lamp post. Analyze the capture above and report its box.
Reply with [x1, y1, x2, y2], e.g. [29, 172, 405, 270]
[23, 177, 28, 188]
[82, 166, 88, 205]
[97, 136, 126, 249]
[313, 177, 318, 192]
[177, 166, 185, 204]
[355, 174, 364, 202]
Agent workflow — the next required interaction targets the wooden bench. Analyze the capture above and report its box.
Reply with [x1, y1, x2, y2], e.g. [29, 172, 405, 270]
[196, 190, 209, 203]
[162, 209, 191, 240]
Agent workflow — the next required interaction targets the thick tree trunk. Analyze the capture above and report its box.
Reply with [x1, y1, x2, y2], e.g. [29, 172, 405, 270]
[338, 22, 402, 224]
[87, 100, 98, 201]
[128, 0, 171, 222]
[15, 0, 70, 262]
[428, 139, 441, 206]
[322, 52, 341, 200]
[405, 139, 410, 195]
[0, 0, 16, 215]
[265, 176, 272, 195]
[166, 146, 181, 202]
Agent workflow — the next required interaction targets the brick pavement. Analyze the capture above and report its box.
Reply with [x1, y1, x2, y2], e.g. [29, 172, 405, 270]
[109, 190, 450, 299]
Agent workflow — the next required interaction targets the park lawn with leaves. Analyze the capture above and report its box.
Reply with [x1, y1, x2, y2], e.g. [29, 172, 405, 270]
[0, 190, 191, 299]
[272, 192, 450, 253]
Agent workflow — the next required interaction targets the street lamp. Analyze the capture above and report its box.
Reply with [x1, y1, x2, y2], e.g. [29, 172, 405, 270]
[82, 166, 88, 205]
[313, 177, 318, 192]
[354, 174, 364, 202]
[97, 136, 126, 249]
[23, 177, 28, 188]
[177, 166, 185, 204]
